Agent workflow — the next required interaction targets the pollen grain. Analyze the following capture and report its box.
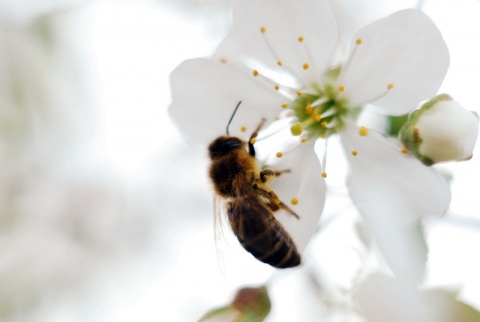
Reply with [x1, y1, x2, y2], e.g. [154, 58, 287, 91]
[359, 126, 369, 136]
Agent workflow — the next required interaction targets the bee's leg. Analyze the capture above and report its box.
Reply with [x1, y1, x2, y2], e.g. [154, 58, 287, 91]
[248, 118, 266, 157]
[259, 168, 291, 183]
[252, 184, 300, 219]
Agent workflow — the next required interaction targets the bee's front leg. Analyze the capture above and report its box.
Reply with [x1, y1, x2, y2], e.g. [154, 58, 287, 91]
[259, 168, 291, 183]
[248, 118, 266, 157]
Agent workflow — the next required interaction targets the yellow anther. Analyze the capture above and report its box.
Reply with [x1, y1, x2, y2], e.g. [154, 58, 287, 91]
[250, 138, 256, 144]
[321, 121, 328, 128]
[260, 26, 266, 33]
[352, 150, 358, 156]
[298, 36, 304, 43]
[306, 105, 313, 113]
[220, 58, 227, 64]
[296, 90, 303, 96]
[319, 133, 326, 138]
[274, 85, 280, 91]
[276, 152, 283, 158]
[301, 137, 307, 143]
[314, 114, 322, 122]
[401, 147, 409, 154]
[277, 60, 283, 66]
[321, 172, 327, 178]
[290, 122, 303, 136]
[240, 126, 247, 132]
[356, 38, 362, 45]
[359, 126, 369, 136]
[387, 83, 394, 90]
[303, 63, 309, 70]
[253, 69, 259, 77]
[281, 103, 288, 109]
[338, 85, 345, 92]
[290, 197, 299, 205]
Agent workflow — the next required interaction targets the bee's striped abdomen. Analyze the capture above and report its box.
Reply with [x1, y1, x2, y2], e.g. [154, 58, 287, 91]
[229, 197, 301, 268]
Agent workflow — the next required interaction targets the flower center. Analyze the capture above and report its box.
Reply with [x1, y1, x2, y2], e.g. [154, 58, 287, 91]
[289, 81, 359, 139]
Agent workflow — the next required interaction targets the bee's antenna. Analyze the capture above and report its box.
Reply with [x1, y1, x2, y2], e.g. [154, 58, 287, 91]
[226, 101, 242, 135]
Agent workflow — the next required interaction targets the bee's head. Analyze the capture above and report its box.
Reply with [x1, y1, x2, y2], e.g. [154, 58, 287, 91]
[208, 136, 244, 160]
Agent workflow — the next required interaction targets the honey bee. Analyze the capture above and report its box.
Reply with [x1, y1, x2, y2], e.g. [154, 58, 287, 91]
[208, 102, 301, 268]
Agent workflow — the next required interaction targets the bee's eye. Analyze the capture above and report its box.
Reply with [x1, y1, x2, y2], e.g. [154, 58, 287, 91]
[209, 137, 243, 159]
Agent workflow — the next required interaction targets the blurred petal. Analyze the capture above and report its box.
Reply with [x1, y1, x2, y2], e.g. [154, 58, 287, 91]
[214, 0, 339, 85]
[355, 273, 480, 322]
[169, 58, 287, 144]
[338, 9, 449, 115]
[340, 122, 450, 284]
[265, 142, 326, 253]
[355, 273, 435, 322]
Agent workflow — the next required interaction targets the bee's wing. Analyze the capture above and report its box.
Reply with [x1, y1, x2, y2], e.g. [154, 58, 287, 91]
[213, 195, 234, 276]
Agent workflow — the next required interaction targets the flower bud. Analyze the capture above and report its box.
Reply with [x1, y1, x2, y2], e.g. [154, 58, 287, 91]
[399, 94, 479, 165]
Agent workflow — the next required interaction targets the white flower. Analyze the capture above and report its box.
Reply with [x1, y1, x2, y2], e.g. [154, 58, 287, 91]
[400, 94, 479, 165]
[169, 0, 451, 281]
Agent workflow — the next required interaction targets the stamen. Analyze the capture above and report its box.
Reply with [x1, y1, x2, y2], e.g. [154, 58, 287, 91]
[338, 85, 345, 92]
[274, 85, 280, 91]
[296, 90, 303, 96]
[352, 150, 358, 156]
[321, 121, 328, 128]
[290, 197, 299, 205]
[290, 122, 303, 136]
[321, 172, 327, 178]
[359, 126, 369, 136]
[220, 58, 227, 64]
[240, 126, 247, 132]
[301, 137, 307, 143]
[260, 26, 266, 33]
[356, 83, 395, 105]
[253, 69, 259, 77]
[314, 114, 322, 122]
[281, 103, 288, 109]
[250, 138, 256, 144]
[298, 36, 304, 43]
[305, 105, 313, 113]
[303, 63, 309, 70]
[401, 147, 409, 154]
[356, 38, 363, 45]
[276, 152, 283, 158]
[277, 60, 283, 66]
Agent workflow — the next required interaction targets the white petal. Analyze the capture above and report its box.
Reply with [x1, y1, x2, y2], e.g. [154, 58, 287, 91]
[340, 123, 451, 284]
[169, 58, 288, 144]
[354, 273, 435, 322]
[338, 9, 449, 114]
[214, 0, 339, 86]
[263, 143, 326, 254]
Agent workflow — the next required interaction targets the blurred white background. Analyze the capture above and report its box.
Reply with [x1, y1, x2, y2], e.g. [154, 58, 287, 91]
[0, 0, 479, 321]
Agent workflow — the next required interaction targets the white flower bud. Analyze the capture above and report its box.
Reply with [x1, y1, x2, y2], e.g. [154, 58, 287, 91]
[400, 94, 479, 165]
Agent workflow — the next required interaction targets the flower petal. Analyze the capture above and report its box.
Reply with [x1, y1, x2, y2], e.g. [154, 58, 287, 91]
[340, 122, 451, 284]
[214, 0, 339, 86]
[338, 9, 449, 115]
[354, 273, 435, 322]
[169, 58, 288, 144]
[263, 142, 326, 254]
